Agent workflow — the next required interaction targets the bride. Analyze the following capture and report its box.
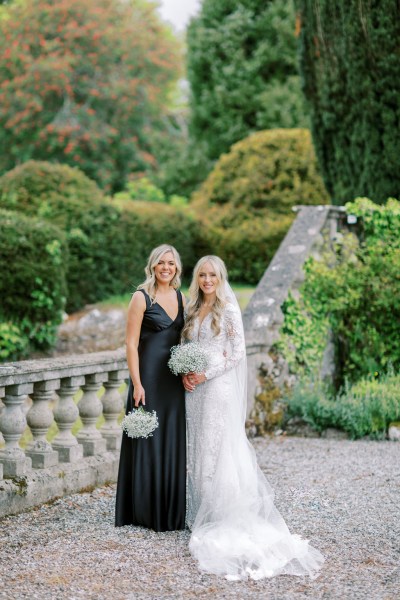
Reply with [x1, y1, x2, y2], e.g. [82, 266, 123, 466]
[182, 255, 324, 581]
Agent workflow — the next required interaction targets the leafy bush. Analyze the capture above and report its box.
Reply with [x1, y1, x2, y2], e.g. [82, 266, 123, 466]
[192, 128, 329, 283]
[0, 209, 68, 360]
[0, 161, 198, 312]
[277, 197, 400, 383]
[286, 371, 400, 439]
[302, 198, 400, 381]
[275, 292, 330, 378]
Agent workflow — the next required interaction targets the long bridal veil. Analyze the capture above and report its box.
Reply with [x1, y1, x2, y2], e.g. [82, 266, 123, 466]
[188, 282, 324, 581]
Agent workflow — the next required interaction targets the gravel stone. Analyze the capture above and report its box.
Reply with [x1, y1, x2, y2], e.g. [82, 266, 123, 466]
[0, 437, 398, 599]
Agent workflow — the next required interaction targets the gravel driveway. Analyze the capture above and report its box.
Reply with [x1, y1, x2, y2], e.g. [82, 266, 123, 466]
[0, 437, 398, 600]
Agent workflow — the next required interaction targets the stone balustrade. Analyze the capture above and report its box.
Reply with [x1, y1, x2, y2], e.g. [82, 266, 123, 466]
[0, 349, 128, 517]
[243, 205, 349, 416]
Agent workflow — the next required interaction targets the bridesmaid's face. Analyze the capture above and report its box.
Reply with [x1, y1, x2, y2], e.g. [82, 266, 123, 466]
[198, 261, 218, 298]
[154, 251, 177, 285]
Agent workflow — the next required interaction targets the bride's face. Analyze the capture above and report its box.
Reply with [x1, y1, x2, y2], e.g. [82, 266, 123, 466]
[154, 251, 176, 285]
[198, 261, 219, 298]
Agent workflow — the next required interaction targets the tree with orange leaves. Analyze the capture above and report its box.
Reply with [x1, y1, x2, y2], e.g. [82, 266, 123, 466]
[0, 0, 181, 190]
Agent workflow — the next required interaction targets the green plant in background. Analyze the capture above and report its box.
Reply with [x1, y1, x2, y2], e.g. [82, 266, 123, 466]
[0, 161, 198, 313]
[0, 0, 182, 191]
[114, 178, 167, 203]
[303, 198, 400, 382]
[285, 370, 400, 439]
[297, 0, 400, 204]
[113, 177, 189, 206]
[192, 128, 329, 284]
[275, 292, 330, 378]
[187, 0, 309, 163]
[0, 209, 67, 361]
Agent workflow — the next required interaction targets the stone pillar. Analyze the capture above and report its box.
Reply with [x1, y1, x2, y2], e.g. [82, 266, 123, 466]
[100, 370, 127, 451]
[52, 376, 84, 463]
[25, 380, 60, 469]
[76, 373, 107, 456]
[0, 383, 33, 476]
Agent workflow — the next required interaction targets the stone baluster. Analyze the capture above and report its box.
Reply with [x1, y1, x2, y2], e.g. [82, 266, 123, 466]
[25, 380, 60, 469]
[76, 373, 107, 456]
[0, 392, 3, 479]
[52, 376, 84, 463]
[100, 370, 127, 451]
[0, 383, 33, 476]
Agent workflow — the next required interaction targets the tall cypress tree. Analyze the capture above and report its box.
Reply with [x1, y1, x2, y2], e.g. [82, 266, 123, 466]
[187, 0, 308, 162]
[297, 0, 400, 204]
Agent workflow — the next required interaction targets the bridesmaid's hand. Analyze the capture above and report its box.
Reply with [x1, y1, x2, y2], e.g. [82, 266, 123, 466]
[133, 384, 145, 407]
[187, 372, 207, 386]
[182, 374, 195, 392]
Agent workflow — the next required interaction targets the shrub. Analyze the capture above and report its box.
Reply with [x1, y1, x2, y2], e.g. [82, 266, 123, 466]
[285, 371, 400, 439]
[192, 128, 329, 282]
[277, 197, 400, 383]
[0, 161, 198, 312]
[0, 160, 105, 221]
[0, 209, 68, 360]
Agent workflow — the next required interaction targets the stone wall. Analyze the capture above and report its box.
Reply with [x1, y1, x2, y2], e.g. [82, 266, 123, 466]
[243, 205, 346, 419]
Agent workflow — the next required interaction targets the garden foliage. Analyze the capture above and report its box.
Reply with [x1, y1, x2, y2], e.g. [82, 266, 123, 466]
[0, 209, 68, 360]
[187, 0, 308, 163]
[0, 161, 197, 314]
[0, 0, 181, 191]
[297, 0, 400, 203]
[192, 128, 329, 283]
[286, 372, 400, 439]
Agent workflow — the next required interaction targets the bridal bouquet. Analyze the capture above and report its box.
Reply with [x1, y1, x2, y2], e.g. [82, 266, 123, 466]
[168, 341, 209, 375]
[121, 407, 159, 439]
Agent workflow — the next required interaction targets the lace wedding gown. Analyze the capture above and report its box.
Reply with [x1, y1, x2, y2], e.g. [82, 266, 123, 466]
[185, 301, 324, 581]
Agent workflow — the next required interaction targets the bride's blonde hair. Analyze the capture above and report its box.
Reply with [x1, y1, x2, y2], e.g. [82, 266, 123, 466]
[182, 255, 228, 341]
[137, 244, 182, 301]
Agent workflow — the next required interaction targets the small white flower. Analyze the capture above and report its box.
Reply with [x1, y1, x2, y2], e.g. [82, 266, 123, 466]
[168, 342, 209, 375]
[121, 407, 159, 439]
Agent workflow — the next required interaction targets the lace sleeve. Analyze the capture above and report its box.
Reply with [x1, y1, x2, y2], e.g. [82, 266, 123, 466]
[204, 304, 246, 381]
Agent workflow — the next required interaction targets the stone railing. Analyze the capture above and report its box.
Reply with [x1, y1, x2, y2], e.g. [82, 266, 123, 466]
[0, 349, 128, 517]
[243, 205, 348, 417]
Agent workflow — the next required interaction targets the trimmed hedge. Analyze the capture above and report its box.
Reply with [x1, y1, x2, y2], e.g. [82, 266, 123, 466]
[0, 162, 198, 312]
[0, 209, 68, 360]
[192, 128, 329, 283]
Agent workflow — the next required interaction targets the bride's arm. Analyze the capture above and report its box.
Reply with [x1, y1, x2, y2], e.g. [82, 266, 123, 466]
[202, 304, 246, 381]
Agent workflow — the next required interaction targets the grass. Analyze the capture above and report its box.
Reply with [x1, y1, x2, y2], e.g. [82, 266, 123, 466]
[97, 283, 255, 312]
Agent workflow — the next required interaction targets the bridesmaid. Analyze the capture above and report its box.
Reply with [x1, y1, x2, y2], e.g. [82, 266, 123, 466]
[115, 244, 186, 531]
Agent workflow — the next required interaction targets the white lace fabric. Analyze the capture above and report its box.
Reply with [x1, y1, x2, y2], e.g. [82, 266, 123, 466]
[185, 300, 324, 581]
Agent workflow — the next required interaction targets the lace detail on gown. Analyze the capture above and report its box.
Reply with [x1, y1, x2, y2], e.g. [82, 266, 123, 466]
[185, 302, 324, 580]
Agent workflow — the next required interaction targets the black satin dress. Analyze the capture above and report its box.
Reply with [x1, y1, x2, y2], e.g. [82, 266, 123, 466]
[115, 289, 186, 531]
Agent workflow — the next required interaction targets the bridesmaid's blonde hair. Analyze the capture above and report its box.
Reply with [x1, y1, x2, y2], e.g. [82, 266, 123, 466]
[182, 255, 228, 341]
[138, 244, 182, 301]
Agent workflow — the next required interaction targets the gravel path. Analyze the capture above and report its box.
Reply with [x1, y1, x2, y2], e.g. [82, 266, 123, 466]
[0, 437, 398, 600]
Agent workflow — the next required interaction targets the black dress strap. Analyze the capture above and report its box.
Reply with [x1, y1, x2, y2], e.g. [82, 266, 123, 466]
[139, 288, 151, 310]
[177, 289, 183, 312]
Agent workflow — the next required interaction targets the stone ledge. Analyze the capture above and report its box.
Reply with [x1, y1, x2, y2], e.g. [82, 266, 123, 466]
[0, 451, 119, 518]
[0, 348, 127, 388]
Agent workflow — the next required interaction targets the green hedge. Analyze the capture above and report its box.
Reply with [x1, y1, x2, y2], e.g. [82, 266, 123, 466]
[286, 372, 400, 439]
[0, 209, 68, 360]
[0, 162, 198, 312]
[191, 128, 329, 283]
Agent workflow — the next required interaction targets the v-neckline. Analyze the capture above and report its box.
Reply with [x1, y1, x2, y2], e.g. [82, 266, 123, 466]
[154, 291, 179, 323]
[197, 311, 211, 334]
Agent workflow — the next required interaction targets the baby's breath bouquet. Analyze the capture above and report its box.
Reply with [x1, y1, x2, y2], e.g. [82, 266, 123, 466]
[121, 407, 159, 439]
[168, 341, 209, 375]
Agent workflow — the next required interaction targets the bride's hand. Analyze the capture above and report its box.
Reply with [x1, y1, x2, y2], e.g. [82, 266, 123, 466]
[188, 372, 207, 385]
[182, 374, 195, 392]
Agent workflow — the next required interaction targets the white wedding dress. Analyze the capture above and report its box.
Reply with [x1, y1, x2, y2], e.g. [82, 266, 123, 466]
[185, 298, 324, 581]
